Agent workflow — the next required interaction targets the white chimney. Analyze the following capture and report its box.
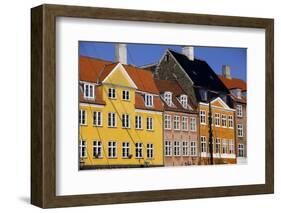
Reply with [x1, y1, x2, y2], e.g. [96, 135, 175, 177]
[182, 46, 194, 61]
[222, 65, 232, 79]
[115, 43, 127, 64]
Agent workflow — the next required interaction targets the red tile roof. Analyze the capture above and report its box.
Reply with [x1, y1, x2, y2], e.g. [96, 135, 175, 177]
[219, 76, 247, 91]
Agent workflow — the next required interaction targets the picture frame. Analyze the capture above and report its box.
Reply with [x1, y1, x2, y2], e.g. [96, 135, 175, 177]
[31, 4, 274, 208]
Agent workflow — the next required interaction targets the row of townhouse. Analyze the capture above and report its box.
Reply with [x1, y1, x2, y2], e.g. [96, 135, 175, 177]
[78, 44, 247, 169]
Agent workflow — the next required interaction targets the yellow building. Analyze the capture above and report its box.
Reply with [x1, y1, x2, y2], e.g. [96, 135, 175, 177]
[79, 56, 164, 169]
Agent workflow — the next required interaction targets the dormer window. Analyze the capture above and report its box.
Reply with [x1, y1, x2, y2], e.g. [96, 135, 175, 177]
[83, 83, 95, 99]
[180, 94, 188, 108]
[164, 92, 172, 106]
[145, 94, 153, 107]
[200, 89, 208, 101]
[236, 89, 242, 99]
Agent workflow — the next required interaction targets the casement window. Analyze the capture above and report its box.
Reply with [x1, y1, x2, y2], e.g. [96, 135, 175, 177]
[215, 138, 221, 154]
[83, 83, 94, 99]
[180, 95, 188, 108]
[164, 114, 172, 129]
[237, 105, 243, 117]
[108, 112, 116, 127]
[108, 88, 116, 99]
[147, 117, 153, 130]
[182, 116, 188, 131]
[174, 141, 180, 156]
[93, 111, 102, 126]
[222, 139, 228, 154]
[201, 136, 207, 153]
[200, 110, 206, 124]
[147, 144, 154, 159]
[228, 115, 233, 128]
[229, 140, 234, 154]
[93, 141, 102, 158]
[238, 144, 245, 157]
[190, 117, 197, 131]
[221, 114, 227, 127]
[79, 140, 87, 158]
[215, 113, 220, 126]
[108, 141, 117, 158]
[174, 115, 180, 130]
[164, 92, 172, 106]
[122, 114, 130, 128]
[122, 90, 130, 100]
[79, 109, 87, 125]
[190, 141, 197, 156]
[122, 142, 130, 158]
[182, 141, 190, 156]
[164, 141, 172, 156]
[144, 94, 153, 107]
[135, 142, 143, 158]
[237, 124, 244, 137]
[135, 115, 142, 129]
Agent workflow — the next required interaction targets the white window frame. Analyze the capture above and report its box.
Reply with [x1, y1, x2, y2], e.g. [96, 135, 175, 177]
[164, 92, 172, 106]
[79, 109, 87, 125]
[190, 141, 197, 156]
[215, 113, 220, 127]
[147, 143, 154, 159]
[182, 141, 190, 156]
[93, 140, 102, 158]
[182, 116, 188, 131]
[221, 114, 227, 127]
[93, 111, 102, 126]
[122, 114, 130, 128]
[144, 94, 153, 107]
[174, 115, 180, 130]
[190, 117, 197, 132]
[83, 83, 95, 99]
[122, 142, 130, 158]
[135, 142, 143, 158]
[164, 114, 171, 130]
[122, 90, 130, 100]
[174, 141, 181, 156]
[237, 124, 244, 137]
[135, 115, 142, 129]
[79, 140, 87, 158]
[215, 138, 221, 154]
[228, 115, 233, 128]
[229, 140, 234, 154]
[222, 139, 228, 154]
[108, 112, 116, 127]
[200, 110, 206, 124]
[164, 141, 172, 156]
[108, 141, 117, 158]
[237, 105, 243, 117]
[238, 144, 245, 157]
[201, 136, 207, 153]
[180, 94, 188, 109]
[147, 117, 153, 130]
[108, 87, 116, 99]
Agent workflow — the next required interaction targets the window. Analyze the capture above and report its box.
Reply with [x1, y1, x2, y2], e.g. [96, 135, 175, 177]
[108, 88, 116, 99]
[201, 136, 207, 153]
[165, 54, 170, 61]
[79, 109, 87, 125]
[174, 115, 180, 130]
[122, 114, 130, 128]
[221, 114, 227, 127]
[182, 141, 189, 156]
[93, 111, 102, 126]
[147, 144, 153, 159]
[182, 116, 188, 131]
[108, 112, 116, 127]
[237, 124, 243, 137]
[222, 139, 228, 154]
[83, 83, 94, 99]
[108, 141, 117, 158]
[165, 141, 172, 156]
[190, 141, 197, 156]
[215, 113, 220, 126]
[164, 92, 172, 106]
[180, 95, 188, 108]
[135, 143, 143, 158]
[93, 141, 102, 158]
[229, 140, 234, 154]
[79, 140, 87, 158]
[122, 142, 130, 158]
[200, 89, 207, 101]
[237, 105, 243, 117]
[122, 90, 130, 100]
[238, 144, 245, 157]
[190, 117, 197, 131]
[200, 110, 206, 124]
[228, 115, 233, 128]
[145, 94, 153, 107]
[215, 138, 221, 154]
[147, 117, 153, 130]
[164, 114, 171, 129]
[174, 141, 180, 156]
[135, 116, 142, 129]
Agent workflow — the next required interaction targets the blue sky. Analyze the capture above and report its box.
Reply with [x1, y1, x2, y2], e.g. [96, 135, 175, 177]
[79, 41, 247, 81]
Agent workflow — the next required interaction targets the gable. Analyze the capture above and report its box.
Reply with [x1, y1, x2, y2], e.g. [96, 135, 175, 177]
[211, 97, 230, 110]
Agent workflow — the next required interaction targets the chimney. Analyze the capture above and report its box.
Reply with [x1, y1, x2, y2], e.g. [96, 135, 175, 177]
[182, 46, 194, 61]
[115, 43, 127, 64]
[222, 65, 232, 79]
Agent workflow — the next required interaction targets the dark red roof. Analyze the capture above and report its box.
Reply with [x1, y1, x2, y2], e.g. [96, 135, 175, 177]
[219, 76, 247, 91]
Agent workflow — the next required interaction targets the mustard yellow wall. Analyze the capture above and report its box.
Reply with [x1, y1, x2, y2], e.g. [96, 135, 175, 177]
[79, 65, 163, 168]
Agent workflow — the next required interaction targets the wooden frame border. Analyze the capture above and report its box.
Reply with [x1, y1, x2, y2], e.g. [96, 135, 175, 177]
[31, 4, 274, 208]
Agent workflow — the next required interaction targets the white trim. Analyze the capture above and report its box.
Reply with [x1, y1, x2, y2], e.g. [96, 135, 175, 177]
[102, 63, 138, 89]
[80, 103, 105, 108]
[199, 100, 236, 112]
[135, 109, 163, 115]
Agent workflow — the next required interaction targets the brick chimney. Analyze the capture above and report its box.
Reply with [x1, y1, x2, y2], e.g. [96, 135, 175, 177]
[115, 43, 127, 64]
[182, 46, 194, 61]
[222, 65, 232, 79]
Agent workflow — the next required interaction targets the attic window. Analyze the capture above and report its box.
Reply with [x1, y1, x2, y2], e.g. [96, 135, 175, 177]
[180, 95, 188, 108]
[165, 54, 170, 62]
[83, 83, 95, 99]
[144, 94, 153, 107]
[164, 92, 172, 106]
[200, 89, 208, 101]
